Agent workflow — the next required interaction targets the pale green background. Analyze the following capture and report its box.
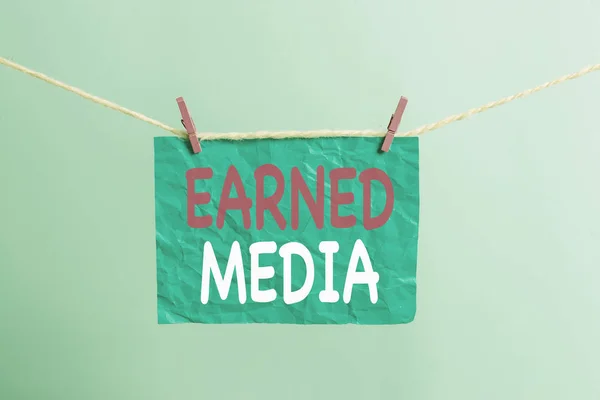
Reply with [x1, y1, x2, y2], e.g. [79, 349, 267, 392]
[1, 0, 599, 398]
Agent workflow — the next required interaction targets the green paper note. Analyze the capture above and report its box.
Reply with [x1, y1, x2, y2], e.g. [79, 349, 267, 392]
[154, 137, 419, 324]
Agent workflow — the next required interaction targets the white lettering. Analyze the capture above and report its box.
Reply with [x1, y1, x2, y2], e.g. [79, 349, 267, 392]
[200, 241, 246, 304]
[250, 241, 277, 303]
[343, 239, 379, 304]
[280, 242, 315, 304]
[318, 241, 340, 303]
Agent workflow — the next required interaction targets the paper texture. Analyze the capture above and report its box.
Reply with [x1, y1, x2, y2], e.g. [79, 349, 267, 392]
[154, 137, 419, 324]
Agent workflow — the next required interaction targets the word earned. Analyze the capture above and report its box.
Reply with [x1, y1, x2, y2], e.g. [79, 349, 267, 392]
[186, 165, 395, 230]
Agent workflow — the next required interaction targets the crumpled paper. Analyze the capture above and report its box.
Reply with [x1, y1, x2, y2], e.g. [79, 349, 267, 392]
[154, 136, 419, 324]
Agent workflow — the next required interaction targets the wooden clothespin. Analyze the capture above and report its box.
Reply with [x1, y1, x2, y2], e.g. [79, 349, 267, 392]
[176, 97, 201, 154]
[380, 96, 408, 152]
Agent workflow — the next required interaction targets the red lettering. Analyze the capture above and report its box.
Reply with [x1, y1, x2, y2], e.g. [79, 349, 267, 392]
[186, 168, 213, 228]
[187, 165, 389, 231]
[291, 166, 324, 230]
[217, 166, 252, 229]
[359, 168, 394, 230]
[255, 164, 286, 230]
[330, 168, 357, 228]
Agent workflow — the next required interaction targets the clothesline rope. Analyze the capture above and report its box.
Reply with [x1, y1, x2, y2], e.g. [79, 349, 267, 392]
[1, 56, 599, 141]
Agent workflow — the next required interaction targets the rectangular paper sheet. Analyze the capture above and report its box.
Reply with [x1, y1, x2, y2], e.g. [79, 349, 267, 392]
[154, 137, 419, 324]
